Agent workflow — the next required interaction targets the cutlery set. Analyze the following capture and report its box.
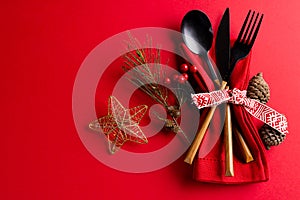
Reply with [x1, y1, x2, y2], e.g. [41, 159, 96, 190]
[181, 8, 264, 176]
[88, 6, 288, 184]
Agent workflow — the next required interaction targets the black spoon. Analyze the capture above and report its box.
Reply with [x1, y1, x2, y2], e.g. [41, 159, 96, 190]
[181, 10, 226, 164]
[181, 10, 220, 85]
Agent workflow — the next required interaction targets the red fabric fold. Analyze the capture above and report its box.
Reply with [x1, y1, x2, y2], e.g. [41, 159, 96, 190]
[181, 44, 269, 184]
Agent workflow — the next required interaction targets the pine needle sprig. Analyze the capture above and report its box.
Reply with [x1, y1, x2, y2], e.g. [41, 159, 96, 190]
[122, 33, 189, 142]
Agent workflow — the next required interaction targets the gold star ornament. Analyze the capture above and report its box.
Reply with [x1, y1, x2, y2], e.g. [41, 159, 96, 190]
[89, 96, 148, 154]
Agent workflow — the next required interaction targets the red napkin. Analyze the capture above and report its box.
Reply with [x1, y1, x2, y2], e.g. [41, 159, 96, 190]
[181, 44, 269, 184]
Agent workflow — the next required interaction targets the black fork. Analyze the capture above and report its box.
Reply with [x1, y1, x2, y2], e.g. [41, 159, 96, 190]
[229, 10, 264, 76]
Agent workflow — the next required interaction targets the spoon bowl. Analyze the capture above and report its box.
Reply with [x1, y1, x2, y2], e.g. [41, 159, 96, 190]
[181, 10, 219, 83]
[181, 10, 213, 55]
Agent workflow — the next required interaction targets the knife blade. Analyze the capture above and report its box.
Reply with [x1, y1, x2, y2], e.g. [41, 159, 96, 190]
[215, 8, 230, 82]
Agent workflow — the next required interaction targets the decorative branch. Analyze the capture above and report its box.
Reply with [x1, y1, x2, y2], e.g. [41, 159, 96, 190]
[122, 33, 191, 142]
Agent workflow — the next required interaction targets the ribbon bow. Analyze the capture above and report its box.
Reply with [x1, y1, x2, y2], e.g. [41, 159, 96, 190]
[191, 88, 288, 135]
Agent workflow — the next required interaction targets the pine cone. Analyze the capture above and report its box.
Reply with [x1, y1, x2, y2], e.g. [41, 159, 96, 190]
[247, 73, 286, 149]
[167, 106, 181, 118]
[164, 119, 174, 129]
[164, 119, 179, 133]
[247, 72, 270, 104]
[259, 124, 286, 150]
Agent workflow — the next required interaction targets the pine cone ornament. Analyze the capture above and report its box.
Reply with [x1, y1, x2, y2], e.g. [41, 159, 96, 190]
[164, 119, 179, 133]
[247, 72, 286, 149]
[167, 106, 181, 118]
[259, 124, 286, 150]
[247, 72, 270, 104]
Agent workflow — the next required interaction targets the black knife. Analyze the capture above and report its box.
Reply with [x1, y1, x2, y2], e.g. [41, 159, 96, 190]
[215, 8, 234, 177]
[215, 8, 254, 174]
[215, 8, 230, 82]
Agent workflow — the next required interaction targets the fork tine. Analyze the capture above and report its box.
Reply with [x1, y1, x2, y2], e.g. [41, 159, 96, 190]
[230, 10, 264, 75]
[246, 12, 260, 44]
[236, 10, 251, 42]
[249, 13, 264, 47]
[241, 11, 255, 43]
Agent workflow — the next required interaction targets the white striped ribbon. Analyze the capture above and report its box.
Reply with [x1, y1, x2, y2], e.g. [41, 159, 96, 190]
[191, 88, 288, 135]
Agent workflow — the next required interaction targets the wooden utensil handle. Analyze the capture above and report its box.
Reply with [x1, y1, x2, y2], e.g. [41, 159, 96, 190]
[233, 125, 254, 163]
[184, 106, 217, 164]
[224, 99, 234, 176]
[184, 81, 227, 164]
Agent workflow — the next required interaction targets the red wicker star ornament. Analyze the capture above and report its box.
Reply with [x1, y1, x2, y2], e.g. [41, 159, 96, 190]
[89, 96, 148, 154]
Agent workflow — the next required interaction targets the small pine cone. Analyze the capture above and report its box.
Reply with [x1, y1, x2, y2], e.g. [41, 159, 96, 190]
[164, 119, 179, 133]
[259, 124, 286, 150]
[247, 72, 270, 104]
[167, 106, 181, 118]
[164, 119, 174, 130]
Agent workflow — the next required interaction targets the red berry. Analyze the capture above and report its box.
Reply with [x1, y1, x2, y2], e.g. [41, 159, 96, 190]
[178, 75, 187, 84]
[164, 77, 171, 85]
[172, 74, 179, 81]
[179, 63, 189, 73]
[189, 65, 197, 73]
[182, 73, 188, 80]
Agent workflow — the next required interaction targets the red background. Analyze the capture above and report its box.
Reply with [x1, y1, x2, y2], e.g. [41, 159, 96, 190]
[1, 0, 300, 199]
